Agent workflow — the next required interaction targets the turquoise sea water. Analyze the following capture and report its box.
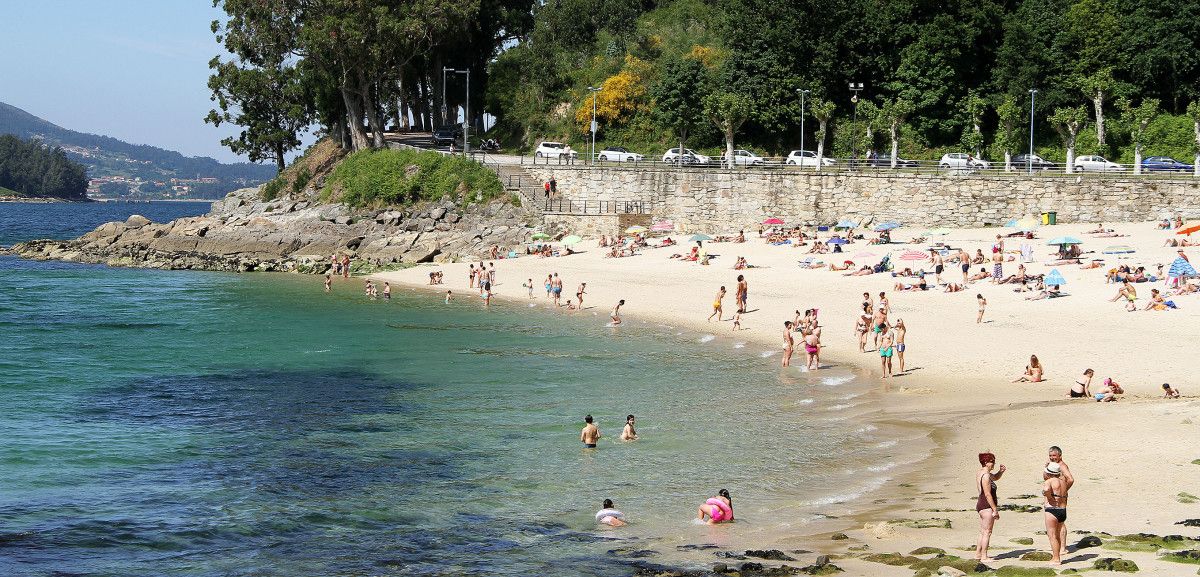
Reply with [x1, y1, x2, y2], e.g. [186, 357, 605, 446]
[0, 202, 925, 576]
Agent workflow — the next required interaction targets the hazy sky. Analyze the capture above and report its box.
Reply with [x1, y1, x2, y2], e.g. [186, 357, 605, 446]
[0, 1, 287, 164]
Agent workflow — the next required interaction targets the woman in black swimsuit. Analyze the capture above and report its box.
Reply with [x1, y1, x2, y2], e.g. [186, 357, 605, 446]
[1070, 369, 1093, 398]
[1043, 463, 1068, 565]
[975, 452, 1005, 562]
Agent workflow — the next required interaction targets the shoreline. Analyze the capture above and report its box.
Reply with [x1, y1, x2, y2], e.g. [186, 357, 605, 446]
[374, 219, 1200, 575]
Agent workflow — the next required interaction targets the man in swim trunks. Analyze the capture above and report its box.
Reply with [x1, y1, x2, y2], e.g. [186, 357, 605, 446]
[1043, 462, 1069, 564]
[991, 235, 1004, 283]
[879, 325, 895, 378]
[959, 248, 971, 284]
[782, 321, 795, 367]
[931, 249, 944, 285]
[611, 299, 624, 325]
[581, 415, 600, 448]
[893, 318, 906, 373]
[735, 275, 748, 313]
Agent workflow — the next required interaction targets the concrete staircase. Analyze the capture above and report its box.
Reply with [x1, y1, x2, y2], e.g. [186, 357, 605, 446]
[488, 162, 547, 217]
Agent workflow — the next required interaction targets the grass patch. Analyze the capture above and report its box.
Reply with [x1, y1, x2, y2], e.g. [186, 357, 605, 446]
[0, 184, 24, 196]
[893, 518, 952, 529]
[1010, 537, 1035, 545]
[1161, 550, 1200, 564]
[323, 148, 503, 209]
[1179, 492, 1198, 504]
[862, 553, 919, 566]
[910, 547, 946, 556]
[1191, 459, 1200, 465]
[260, 176, 285, 201]
[908, 554, 987, 573]
[995, 566, 1057, 577]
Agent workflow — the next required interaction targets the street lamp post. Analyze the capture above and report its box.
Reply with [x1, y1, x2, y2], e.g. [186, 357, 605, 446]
[446, 68, 471, 155]
[587, 86, 601, 164]
[441, 67, 451, 127]
[849, 83, 864, 168]
[798, 88, 809, 169]
[1028, 89, 1037, 175]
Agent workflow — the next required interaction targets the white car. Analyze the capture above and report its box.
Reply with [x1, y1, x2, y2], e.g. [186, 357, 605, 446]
[1074, 155, 1123, 172]
[662, 147, 711, 165]
[721, 149, 766, 166]
[597, 146, 644, 162]
[785, 150, 835, 167]
[535, 141, 577, 159]
[939, 152, 990, 170]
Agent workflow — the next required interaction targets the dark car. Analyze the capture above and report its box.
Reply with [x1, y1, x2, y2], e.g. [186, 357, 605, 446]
[861, 153, 918, 168]
[1141, 156, 1194, 172]
[1012, 154, 1057, 170]
[431, 126, 461, 146]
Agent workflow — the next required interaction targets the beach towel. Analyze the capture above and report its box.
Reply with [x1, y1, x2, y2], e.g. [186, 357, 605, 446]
[1020, 243, 1033, 263]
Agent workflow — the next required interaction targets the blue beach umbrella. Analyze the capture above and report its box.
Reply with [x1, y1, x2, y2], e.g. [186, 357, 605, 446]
[690, 234, 713, 242]
[836, 219, 859, 228]
[1044, 269, 1066, 286]
[1169, 257, 1197, 278]
[1046, 236, 1082, 246]
[1005, 219, 1018, 227]
[875, 221, 901, 231]
[826, 237, 849, 245]
[1102, 245, 1135, 255]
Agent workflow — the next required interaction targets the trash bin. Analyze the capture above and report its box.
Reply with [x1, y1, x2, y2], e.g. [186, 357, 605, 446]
[1041, 212, 1050, 225]
[1048, 211, 1057, 225]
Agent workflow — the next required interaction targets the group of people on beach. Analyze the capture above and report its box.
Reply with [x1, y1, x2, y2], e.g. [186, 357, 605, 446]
[975, 447, 1075, 565]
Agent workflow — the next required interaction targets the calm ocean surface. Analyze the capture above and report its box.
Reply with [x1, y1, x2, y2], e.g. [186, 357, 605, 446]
[0, 202, 926, 576]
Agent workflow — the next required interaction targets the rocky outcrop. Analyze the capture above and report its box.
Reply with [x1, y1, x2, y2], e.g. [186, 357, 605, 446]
[8, 187, 539, 272]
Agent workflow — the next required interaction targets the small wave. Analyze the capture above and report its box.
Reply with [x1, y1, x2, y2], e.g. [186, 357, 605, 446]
[797, 398, 814, 404]
[733, 342, 746, 349]
[820, 375, 855, 387]
[867, 462, 898, 473]
[698, 335, 715, 344]
[305, 349, 332, 354]
[874, 439, 898, 449]
[826, 403, 852, 411]
[802, 476, 890, 507]
[855, 424, 878, 434]
[759, 351, 777, 358]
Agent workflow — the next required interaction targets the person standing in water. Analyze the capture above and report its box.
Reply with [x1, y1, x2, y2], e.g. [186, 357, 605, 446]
[893, 318, 907, 373]
[445, 290, 453, 304]
[620, 415, 638, 441]
[782, 321, 795, 367]
[610, 300, 624, 325]
[525, 278, 534, 299]
[975, 452, 1006, 562]
[708, 286, 726, 322]
[804, 326, 821, 370]
[697, 489, 734, 524]
[580, 415, 600, 448]
[323, 274, 332, 293]
[382, 282, 391, 300]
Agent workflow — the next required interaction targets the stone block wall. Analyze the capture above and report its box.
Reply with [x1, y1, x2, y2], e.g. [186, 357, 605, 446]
[541, 212, 650, 237]
[525, 165, 1200, 232]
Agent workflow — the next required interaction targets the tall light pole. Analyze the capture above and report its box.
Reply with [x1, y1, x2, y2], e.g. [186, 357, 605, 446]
[798, 88, 809, 168]
[441, 67, 451, 127]
[587, 86, 601, 164]
[446, 68, 470, 154]
[849, 82, 864, 167]
[1028, 89, 1037, 175]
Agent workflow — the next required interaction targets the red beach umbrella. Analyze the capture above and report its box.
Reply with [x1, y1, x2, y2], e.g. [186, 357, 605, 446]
[898, 250, 929, 261]
[762, 218, 785, 225]
[1177, 224, 1200, 236]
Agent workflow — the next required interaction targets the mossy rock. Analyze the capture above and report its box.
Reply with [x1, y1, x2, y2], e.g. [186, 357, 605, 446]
[1092, 557, 1139, 572]
[1179, 492, 1199, 504]
[910, 547, 946, 556]
[1104, 541, 1162, 553]
[894, 518, 952, 529]
[913, 570, 934, 577]
[999, 504, 1043, 513]
[862, 553, 919, 566]
[909, 554, 989, 573]
[1191, 459, 1200, 465]
[995, 566, 1058, 577]
[1010, 537, 1035, 545]
[1010, 494, 1040, 500]
[1020, 551, 1053, 561]
[830, 533, 848, 541]
[1162, 550, 1200, 564]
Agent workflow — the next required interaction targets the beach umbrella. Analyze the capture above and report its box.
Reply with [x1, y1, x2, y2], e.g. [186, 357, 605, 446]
[561, 235, 582, 245]
[854, 251, 877, 258]
[1169, 257, 1197, 277]
[1016, 216, 1041, 232]
[898, 250, 928, 261]
[1004, 219, 1018, 227]
[530, 232, 551, 240]
[826, 237, 849, 245]
[1102, 245, 1135, 255]
[1177, 224, 1200, 236]
[650, 220, 674, 232]
[1044, 269, 1066, 286]
[836, 219, 859, 228]
[1046, 236, 1082, 245]
[875, 221, 901, 231]
[625, 225, 647, 234]
[762, 217, 785, 225]
[690, 234, 713, 242]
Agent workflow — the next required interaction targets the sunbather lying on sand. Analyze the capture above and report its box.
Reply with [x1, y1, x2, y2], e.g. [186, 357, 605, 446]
[969, 268, 992, 281]
[844, 266, 874, 276]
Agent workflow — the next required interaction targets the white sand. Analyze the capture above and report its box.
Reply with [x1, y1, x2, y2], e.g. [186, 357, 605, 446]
[377, 220, 1200, 574]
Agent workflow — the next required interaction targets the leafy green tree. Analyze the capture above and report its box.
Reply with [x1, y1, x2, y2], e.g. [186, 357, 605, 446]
[1077, 68, 1116, 149]
[206, 59, 307, 172]
[1049, 106, 1089, 173]
[856, 100, 879, 157]
[1188, 101, 1200, 177]
[703, 92, 753, 168]
[649, 57, 708, 166]
[810, 98, 835, 166]
[879, 99, 914, 168]
[1117, 97, 1159, 174]
[960, 90, 987, 157]
[994, 97, 1023, 171]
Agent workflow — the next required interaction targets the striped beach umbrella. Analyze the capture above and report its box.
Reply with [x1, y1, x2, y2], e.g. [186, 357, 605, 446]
[1044, 269, 1066, 286]
[898, 250, 928, 261]
[625, 225, 647, 234]
[1169, 257, 1197, 277]
[650, 220, 674, 232]
[1102, 245, 1135, 255]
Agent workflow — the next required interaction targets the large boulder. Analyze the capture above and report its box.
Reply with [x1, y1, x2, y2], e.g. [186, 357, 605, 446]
[124, 214, 151, 228]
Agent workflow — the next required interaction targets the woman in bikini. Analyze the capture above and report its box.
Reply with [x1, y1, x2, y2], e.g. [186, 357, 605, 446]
[975, 452, 1005, 562]
[1014, 355, 1044, 382]
[1043, 463, 1068, 565]
[708, 286, 726, 322]
[1070, 369, 1093, 398]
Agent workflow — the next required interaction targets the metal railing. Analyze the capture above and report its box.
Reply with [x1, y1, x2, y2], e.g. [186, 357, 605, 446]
[543, 198, 646, 214]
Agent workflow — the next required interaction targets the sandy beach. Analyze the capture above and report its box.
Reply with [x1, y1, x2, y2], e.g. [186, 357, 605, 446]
[376, 219, 1200, 575]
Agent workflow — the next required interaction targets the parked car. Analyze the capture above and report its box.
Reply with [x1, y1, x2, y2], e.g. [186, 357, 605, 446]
[597, 146, 644, 162]
[535, 141, 578, 159]
[785, 150, 836, 167]
[939, 152, 991, 170]
[1074, 155, 1122, 172]
[865, 153, 918, 168]
[1141, 156, 1194, 172]
[721, 149, 766, 166]
[662, 147, 712, 165]
[1011, 153, 1056, 170]
[431, 126, 461, 146]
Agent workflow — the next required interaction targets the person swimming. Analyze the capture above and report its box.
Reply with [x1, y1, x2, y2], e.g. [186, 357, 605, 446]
[697, 489, 734, 524]
[596, 499, 626, 527]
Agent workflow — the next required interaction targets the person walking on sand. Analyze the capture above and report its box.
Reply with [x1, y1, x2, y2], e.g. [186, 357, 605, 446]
[782, 321, 795, 367]
[1043, 462, 1069, 565]
[580, 415, 600, 448]
[893, 318, 907, 373]
[959, 248, 972, 284]
[977, 294, 987, 323]
[735, 275, 748, 313]
[611, 300, 624, 325]
[469, 264, 477, 288]
[620, 415, 638, 441]
[576, 282, 587, 309]
[879, 324, 895, 378]
[545, 274, 553, 298]
[525, 278, 534, 299]
[551, 273, 562, 306]
[878, 292, 889, 315]
[871, 306, 888, 350]
[732, 312, 742, 331]
[931, 249, 945, 285]
[991, 235, 1004, 283]
[708, 286, 726, 322]
[975, 452, 1006, 562]
[804, 327, 821, 370]
[324, 274, 332, 293]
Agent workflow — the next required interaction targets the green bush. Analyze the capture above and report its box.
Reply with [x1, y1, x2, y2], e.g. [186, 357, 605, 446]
[260, 177, 285, 201]
[322, 149, 503, 208]
[291, 166, 311, 194]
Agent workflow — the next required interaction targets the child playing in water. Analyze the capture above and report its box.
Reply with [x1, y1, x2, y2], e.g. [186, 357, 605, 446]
[445, 290, 453, 304]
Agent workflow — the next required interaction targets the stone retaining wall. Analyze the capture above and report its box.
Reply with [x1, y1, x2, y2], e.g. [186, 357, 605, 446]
[541, 212, 650, 237]
[525, 166, 1200, 231]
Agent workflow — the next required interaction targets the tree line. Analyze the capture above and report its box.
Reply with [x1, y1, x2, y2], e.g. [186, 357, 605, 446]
[209, 0, 1200, 171]
[0, 135, 88, 199]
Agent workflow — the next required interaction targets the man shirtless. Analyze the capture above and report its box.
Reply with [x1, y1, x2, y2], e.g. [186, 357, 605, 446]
[931, 249, 945, 285]
[735, 275, 748, 313]
[782, 321, 795, 367]
[581, 415, 600, 448]
[871, 306, 888, 349]
[958, 248, 972, 284]
[611, 299, 625, 325]
[879, 325, 895, 378]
